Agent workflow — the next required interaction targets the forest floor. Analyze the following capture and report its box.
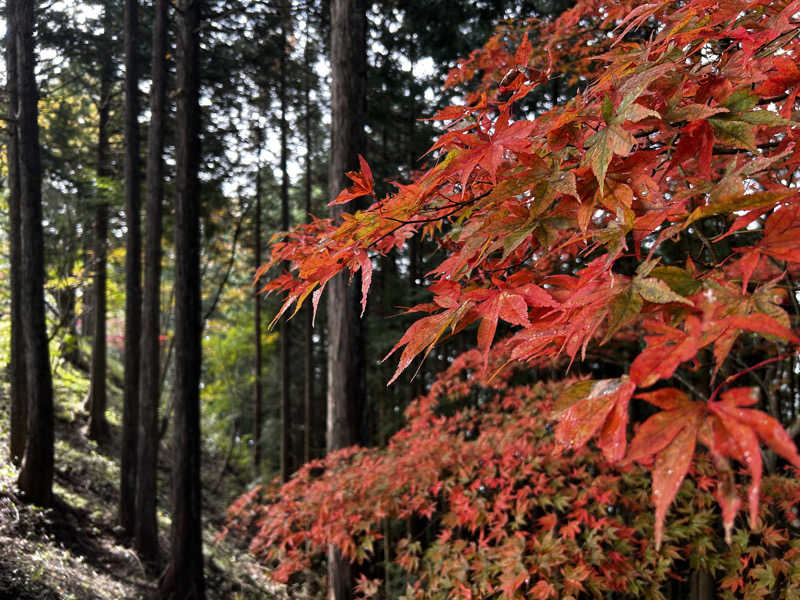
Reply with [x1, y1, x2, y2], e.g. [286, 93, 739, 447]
[0, 359, 284, 600]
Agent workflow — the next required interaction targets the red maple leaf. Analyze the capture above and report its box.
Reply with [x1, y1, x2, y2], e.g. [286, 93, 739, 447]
[329, 154, 374, 206]
[554, 377, 636, 463]
[625, 388, 704, 549]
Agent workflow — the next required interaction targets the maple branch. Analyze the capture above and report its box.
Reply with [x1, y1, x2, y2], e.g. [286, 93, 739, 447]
[369, 189, 492, 250]
[712, 141, 780, 155]
[730, 353, 771, 403]
[708, 352, 796, 403]
[689, 223, 719, 264]
[480, 251, 536, 274]
[369, 223, 409, 250]
[641, 125, 781, 156]
[434, 196, 483, 209]
[757, 93, 790, 106]
[382, 188, 492, 227]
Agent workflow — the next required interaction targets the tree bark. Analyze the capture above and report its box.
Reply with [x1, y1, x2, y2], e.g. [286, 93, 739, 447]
[15, 0, 55, 507]
[86, 201, 109, 442]
[156, 0, 205, 596]
[689, 570, 713, 600]
[136, 0, 167, 566]
[327, 0, 367, 452]
[303, 8, 313, 464]
[87, 3, 114, 443]
[6, 0, 28, 467]
[253, 137, 263, 470]
[279, 6, 292, 483]
[120, 0, 142, 538]
[327, 0, 368, 596]
[406, 51, 424, 404]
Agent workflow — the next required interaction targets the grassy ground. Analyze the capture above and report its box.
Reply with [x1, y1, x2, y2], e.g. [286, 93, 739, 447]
[0, 358, 284, 600]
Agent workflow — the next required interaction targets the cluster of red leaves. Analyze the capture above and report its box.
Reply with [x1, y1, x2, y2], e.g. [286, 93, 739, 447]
[224, 346, 800, 598]
[257, 0, 800, 561]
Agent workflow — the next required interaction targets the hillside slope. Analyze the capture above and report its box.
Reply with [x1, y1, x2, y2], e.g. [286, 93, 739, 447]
[0, 362, 281, 600]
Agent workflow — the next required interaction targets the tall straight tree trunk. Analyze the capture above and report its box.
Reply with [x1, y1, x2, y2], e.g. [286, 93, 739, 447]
[156, 0, 205, 597]
[279, 6, 292, 484]
[327, 0, 368, 597]
[15, 0, 55, 506]
[406, 51, 424, 404]
[253, 141, 263, 470]
[87, 4, 114, 443]
[6, 0, 28, 467]
[120, 0, 142, 537]
[86, 204, 108, 441]
[689, 571, 713, 600]
[303, 7, 313, 465]
[137, 0, 167, 567]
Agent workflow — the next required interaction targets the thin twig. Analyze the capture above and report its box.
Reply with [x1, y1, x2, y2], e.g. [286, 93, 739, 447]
[709, 352, 796, 403]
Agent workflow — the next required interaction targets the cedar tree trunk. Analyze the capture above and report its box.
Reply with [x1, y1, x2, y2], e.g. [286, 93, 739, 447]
[156, 0, 205, 596]
[303, 12, 313, 464]
[253, 145, 263, 469]
[15, 0, 55, 506]
[327, 0, 368, 597]
[279, 7, 292, 483]
[136, 0, 167, 566]
[86, 5, 114, 443]
[6, 0, 27, 466]
[120, 0, 142, 537]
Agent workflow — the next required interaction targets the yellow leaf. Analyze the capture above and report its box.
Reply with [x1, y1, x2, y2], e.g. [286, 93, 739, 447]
[635, 277, 694, 305]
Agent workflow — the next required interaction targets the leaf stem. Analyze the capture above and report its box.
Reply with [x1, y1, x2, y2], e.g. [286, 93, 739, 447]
[708, 352, 796, 403]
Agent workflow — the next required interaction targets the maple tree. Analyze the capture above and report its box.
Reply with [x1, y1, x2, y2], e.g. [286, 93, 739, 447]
[226, 347, 800, 598]
[233, 0, 800, 595]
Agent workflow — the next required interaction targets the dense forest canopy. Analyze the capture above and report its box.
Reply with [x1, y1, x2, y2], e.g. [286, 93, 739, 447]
[2, 0, 800, 598]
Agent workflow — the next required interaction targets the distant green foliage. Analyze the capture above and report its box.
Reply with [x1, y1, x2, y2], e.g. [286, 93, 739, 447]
[203, 299, 278, 478]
